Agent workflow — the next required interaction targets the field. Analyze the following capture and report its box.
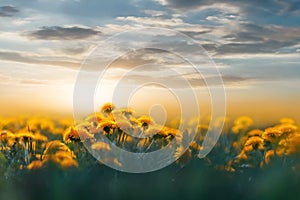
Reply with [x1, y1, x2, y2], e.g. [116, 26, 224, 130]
[1, 103, 300, 200]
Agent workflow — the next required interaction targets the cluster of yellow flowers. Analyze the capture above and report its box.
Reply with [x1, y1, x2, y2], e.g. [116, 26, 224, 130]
[1, 104, 300, 174]
[225, 117, 300, 172]
[0, 116, 74, 171]
[63, 103, 183, 168]
[27, 140, 78, 170]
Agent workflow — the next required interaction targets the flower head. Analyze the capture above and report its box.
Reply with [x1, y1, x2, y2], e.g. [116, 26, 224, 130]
[63, 126, 80, 143]
[100, 102, 115, 114]
[91, 141, 111, 151]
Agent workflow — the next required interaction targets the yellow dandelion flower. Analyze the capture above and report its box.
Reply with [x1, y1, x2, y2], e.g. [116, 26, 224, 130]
[35, 154, 42, 160]
[279, 118, 295, 125]
[189, 141, 201, 151]
[143, 124, 163, 137]
[75, 127, 94, 141]
[237, 153, 248, 160]
[234, 116, 253, 127]
[48, 152, 78, 169]
[113, 108, 135, 118]
[275, 124, 298, 135]
[174, 145, 185, 160]
[225, 161, 236, 172]
[125, 135, 133, 143]
[276, 146, 285, 156]
[265, 150, 274, 164]
[160, 127, 180, 137]
[34, 133, 48, 142]
[262, 127, 282, 143]
[232, 141, 239, 149]
[91, 141, 111, 151]
[285, 134, 300, 155]
[63, 126, 80, 143]
[136, 116, 154, 127]
[100, 102, 115, 113]
[244, 136, 264, 146]
[231, 124, 244, 134]
[116, 119, 133, 131]
[85, 113, 104, 123]
[0, 130, 15, 142]
[97, 120, 117, 129]
[43, 140, 72, 157]
[248, 129, 264, 137]
[15, 132, 35, 140]
[197, 124, 209, 132]
[243, 145, 253, 153]
[27, 160, 43, 170]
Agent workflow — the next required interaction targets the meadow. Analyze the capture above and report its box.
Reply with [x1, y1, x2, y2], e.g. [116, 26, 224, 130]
[1, 103, 300, 200]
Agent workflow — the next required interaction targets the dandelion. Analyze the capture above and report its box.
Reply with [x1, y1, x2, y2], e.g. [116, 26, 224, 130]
[113, 108, 135, 119]
[143, 124, 163, 137]
[116, 119, 133, 131]
[231, 124, 244, 134]
[262, 127, 282, 143]
[265, 150, 275, 164]
[279, 118, 295, 124]
[27, 160, 43, 170]
[97, 120, 117, 133]
[237, 153, 248, 160]
[48, 151, 79, 169]
[232, 141, 239, 149]
[244, 136, 264, 147]
[34, 133, 48, 142]
[77, 127, 94, 141]
[234, 116, 253, 127]
[159, 127, 179, 137]
[285, 134, 300, 156]
[43, 140, 73, 157]
[189, 141, 201, 152]
[275, 124, 298, 135]
[248, 129, 264, 137]
[15, 132, 35, 140]
[91, 141, 111, 151]
[0, 130, 15, 145]
[85, 113, 104, 124]
[100, 102, 115, 114]
[136, 116, 154, 127]
[63, 126, 80, 143]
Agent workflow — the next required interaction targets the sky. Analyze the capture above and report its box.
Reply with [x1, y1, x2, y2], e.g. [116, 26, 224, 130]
[0, 0, 300, 123]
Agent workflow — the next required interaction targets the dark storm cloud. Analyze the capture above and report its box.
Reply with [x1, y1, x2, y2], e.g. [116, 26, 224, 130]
[0, 51, 80, 69]
[27, 26, 100, 40]
[0, 5, 19, 17]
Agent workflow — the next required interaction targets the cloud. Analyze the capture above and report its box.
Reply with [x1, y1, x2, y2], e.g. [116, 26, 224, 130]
[108, 71, 252, 88]
[26, 26, 101, 40]
[61, 46, 90, 55]
[0, 51, 80, 69]
[206, 23, 300, 56]
[158, 0, 285, 14]
[0, 5, 19, 17]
